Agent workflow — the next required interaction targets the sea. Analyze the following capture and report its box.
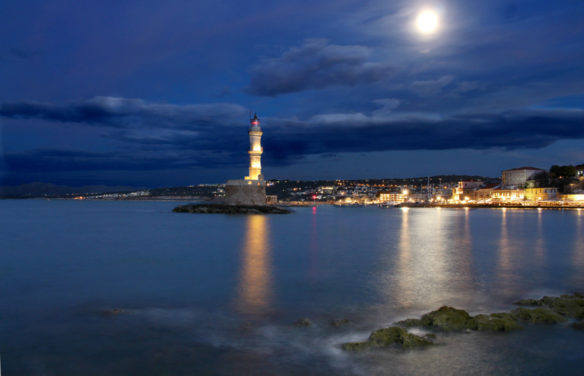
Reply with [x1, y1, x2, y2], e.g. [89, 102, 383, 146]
[0, 200, 583, 375]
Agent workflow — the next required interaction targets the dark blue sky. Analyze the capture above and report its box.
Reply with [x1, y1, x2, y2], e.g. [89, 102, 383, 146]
[1, 0, 583, 187]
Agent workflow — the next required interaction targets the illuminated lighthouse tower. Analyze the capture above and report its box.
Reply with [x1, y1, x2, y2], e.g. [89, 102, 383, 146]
[245, 113, 263, 181]
[224, 114, 267, 205]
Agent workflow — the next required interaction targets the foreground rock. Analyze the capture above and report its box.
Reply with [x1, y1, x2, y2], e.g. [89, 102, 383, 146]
[330, 318, 351, 328]
[515, 294, 584, 319]
[342, 326, 433, 351]
[396, 306, 522, 333]
[173, 203, 292, 214]
[511, 307, 565, 324]
[294, 318, 313, 327]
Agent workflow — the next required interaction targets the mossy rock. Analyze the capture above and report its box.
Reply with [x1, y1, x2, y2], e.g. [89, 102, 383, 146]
[514, 298, 541, 306]
[472, 313, 522, 332]
[342, 326, 433, 351]
[395, 318, 424, 328]
[342, 341, 373, 351]
[330, 318, 351, 328]
[294, 318, 312, 327]
[541, 295, 584, 319]
[420, 306, 475, 331]
[570, 321, 584, 331]
[511, 307, 565, 324]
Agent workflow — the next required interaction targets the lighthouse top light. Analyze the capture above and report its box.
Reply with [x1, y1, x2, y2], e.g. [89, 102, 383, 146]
[250, 113, 260, 127]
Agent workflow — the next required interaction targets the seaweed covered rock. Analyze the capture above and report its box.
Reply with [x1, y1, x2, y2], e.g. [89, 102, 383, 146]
[514, 298, 541, 306]
[330, 319, 351, 328]
[420, 306, 476, 331]
[541, 295, 584, 319]
[511, 307, 565, 324]
[294, 318, 313, 327]
[514, 294, 584, 319]
[395, 318, 424, 328]
[342, 326, 433, 351]
[472, 313, 522, 332]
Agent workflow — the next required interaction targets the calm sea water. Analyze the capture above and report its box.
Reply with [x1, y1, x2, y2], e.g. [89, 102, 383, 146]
[0, 200, 583, 375]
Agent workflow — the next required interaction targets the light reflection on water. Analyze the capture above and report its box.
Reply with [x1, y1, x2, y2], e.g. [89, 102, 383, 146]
[236, 215, 272, 316]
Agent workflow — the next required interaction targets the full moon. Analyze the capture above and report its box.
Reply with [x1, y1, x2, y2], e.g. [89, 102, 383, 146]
[416, 9, 439, 35]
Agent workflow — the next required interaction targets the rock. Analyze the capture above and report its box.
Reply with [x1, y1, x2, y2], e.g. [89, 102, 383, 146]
[101, 308, 127, 317]
[342, 326, 433, 351]
[395, 318, 424, 328]
[514, 294, 584, 319]
[330, 319, 351, 328]
[173, 203, 292, 215]
[294, 318, 312, 327]
[342, 341, 373, 352]
[570, 321, 584, 330]
[511, 307, 565, 324]
[419, 306, 476, 331]
[541, 295, 584, 319]
[472, 313, 522, 332]
[514, 298, 541, 306]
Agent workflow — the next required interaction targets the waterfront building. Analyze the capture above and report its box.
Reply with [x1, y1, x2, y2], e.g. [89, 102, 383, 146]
[502, 167, 544, 188]
[378, 191, 406, 203]
[525, 187, 558, 201]
[491, 188, 525, 201]
[451, 181, 483, 201]
[561, 194, 584, 202]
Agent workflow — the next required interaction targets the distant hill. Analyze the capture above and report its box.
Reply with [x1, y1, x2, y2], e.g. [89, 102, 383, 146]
[0, 182, 138, 198]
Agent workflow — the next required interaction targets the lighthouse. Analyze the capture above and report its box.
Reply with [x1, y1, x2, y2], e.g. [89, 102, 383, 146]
[245, 113, 263, 181]
[223, 114, 267, 205]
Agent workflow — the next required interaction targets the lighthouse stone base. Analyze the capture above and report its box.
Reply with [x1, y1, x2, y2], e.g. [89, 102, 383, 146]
[224, 179, 267, 205]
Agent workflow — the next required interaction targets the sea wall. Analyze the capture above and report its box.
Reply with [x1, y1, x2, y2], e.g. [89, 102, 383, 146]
[224, 179, 266, 205]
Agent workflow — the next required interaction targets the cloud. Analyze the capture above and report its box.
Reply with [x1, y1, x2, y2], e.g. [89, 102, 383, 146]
[265, 109, 584, 159]
[247, 39, 393, 96]
[411, 75, 455, 96]
[0, 97, 248, 129]
[2, 97, 583, 175]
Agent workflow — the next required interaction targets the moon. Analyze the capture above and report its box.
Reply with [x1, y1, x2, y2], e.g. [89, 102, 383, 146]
[416, 9, 439, 35]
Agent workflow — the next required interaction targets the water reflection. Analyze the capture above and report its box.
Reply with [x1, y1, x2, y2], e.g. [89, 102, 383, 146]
[236, 215, 272, 315]
[495, 208, 515, 296]
[573, 212, 584, 285]
[391, 208, 458, 309]
[533, 210, 545, 272]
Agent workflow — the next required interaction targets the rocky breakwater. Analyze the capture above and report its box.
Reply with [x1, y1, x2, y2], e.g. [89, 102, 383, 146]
[173, 203, 292, 214]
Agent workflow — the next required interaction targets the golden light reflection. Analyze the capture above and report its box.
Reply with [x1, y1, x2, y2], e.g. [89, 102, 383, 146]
[236, 215, 272, 315]
[393, 208, 456, 309]
[572, 212, 584, 285]
[495, 208, 517, 297]
[395, 208, 413, 307]
[534, 210, 545, 270]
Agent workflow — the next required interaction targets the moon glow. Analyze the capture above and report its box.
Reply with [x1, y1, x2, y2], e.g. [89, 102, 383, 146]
[416, 9, 439, 35]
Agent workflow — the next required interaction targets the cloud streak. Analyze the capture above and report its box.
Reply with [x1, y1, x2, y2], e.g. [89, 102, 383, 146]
[2, 97, 583, 175]
[247, 39, 393, 96]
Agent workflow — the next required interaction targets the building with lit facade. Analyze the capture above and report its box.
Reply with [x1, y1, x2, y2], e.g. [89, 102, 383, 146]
[525, 187, 558, 201]
[501, 167, 545, 188]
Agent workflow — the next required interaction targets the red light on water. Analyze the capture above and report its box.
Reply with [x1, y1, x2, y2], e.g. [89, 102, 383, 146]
[311, 194, 317, 200]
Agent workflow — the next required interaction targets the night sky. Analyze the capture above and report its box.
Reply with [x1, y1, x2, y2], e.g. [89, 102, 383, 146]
[1, 0, 583, 187]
